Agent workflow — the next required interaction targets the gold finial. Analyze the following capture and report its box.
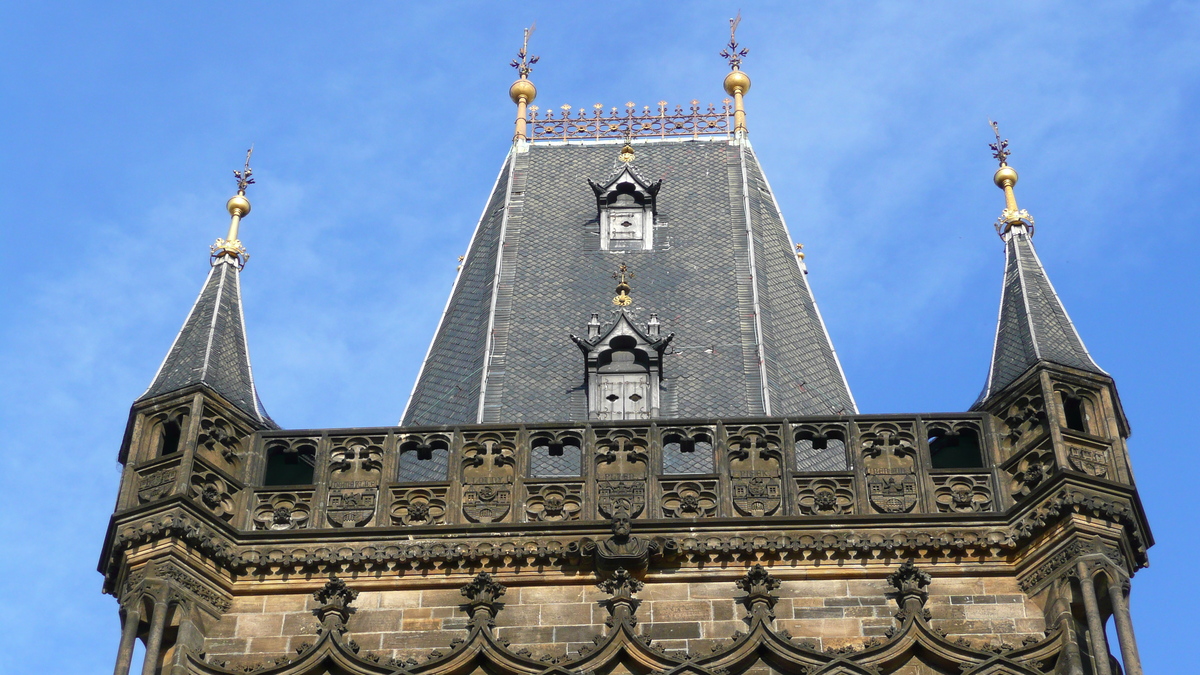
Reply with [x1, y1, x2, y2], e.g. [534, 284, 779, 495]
[509, 24, 539, 143]
[212, 147, 254, 267]
[720, 12, 751, 136]
[612, 263, 634, 306]
[988, 120, 1033, 237]
[618, 128, 635, 163]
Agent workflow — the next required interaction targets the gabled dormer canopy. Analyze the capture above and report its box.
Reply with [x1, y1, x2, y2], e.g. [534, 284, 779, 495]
[571, 312, 674, 421]
[588, 165, 662, 251]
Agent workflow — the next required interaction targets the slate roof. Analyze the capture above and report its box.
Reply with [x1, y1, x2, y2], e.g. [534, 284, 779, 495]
[140, 257, 275, 427]
[975, 229, 1103, 405]
[402, 138, 856, 427]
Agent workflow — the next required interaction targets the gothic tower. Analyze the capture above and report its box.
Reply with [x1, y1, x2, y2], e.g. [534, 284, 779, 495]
[101, 24, 1150, 675]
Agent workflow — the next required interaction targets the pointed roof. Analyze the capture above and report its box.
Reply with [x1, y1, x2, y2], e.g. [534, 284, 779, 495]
[975, 228, 1103, 405]
[401, 138, 856, 426]
[139, 256, 275, 427]
[571, 311, 675, 358]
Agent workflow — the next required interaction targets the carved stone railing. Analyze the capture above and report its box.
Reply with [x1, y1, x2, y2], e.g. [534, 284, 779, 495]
[528, 100, 732, 142]
[200, 413, 1018, 531]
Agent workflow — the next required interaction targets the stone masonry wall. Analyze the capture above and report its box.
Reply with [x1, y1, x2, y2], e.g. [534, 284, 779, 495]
[201, 575, 1045, 668]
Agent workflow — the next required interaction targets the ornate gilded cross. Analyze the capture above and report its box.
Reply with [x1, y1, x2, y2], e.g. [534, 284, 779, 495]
[233, 146, 255, 194]
[510, 23, 540, 77]
[719, 12, 749, 70]
[612, 263, 633, 306]
[988, 119, 1011, 167]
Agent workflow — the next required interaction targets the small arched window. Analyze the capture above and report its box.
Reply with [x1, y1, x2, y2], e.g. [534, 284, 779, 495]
[159, 419, 182, 457]
[663, 433, 715, 474]
[794, 432, 848, 472]
[927, 428, 984, 469]
[531, 436, 582, 477]
[1061, 393, 1088, 433]
[264, 441, 316, 486]
[398, 439, 449, 483]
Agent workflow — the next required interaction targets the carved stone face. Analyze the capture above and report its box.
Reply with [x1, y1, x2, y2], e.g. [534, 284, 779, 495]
[612, 515, 632, 538]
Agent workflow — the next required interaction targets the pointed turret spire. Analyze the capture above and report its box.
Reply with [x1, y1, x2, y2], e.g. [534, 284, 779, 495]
[975, 123, 1103, 405]
[138, 151, 275, 427]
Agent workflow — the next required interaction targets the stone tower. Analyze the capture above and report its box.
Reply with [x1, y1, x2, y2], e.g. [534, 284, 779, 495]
[101, 25, 1150, 675]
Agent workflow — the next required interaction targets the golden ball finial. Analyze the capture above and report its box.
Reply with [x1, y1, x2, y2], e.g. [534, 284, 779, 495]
[510, 78, 537, 105]
[993, 165, 1019, 188]
[723, 70, 751, 97]
[227, 193, 252, 217]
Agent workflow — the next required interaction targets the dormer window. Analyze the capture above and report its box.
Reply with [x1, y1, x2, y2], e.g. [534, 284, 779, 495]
[572, 312, 673, 421]
[588, 166, 661, 251]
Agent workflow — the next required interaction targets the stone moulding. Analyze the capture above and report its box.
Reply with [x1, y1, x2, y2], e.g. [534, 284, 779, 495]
[100, 477, 1144, 593]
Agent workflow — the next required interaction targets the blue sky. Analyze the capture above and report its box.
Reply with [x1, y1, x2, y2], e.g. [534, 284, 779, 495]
[0, 2, 1195, 671]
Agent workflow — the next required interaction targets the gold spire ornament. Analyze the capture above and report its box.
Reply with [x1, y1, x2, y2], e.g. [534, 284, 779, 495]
[618, 128, 635, 163]
[211, 147, 255, 267]
[989, 120, 1034, 237]
[720, 12, 751, 136]
[509, 24, 539, 143]
[612, 263, 634, 306]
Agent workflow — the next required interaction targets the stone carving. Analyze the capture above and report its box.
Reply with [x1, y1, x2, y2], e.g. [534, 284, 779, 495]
[1019, 538, 1127, 593]
[313, 577, 358, 628]
[660, 480, 718, 518]
[460, 572, 506, 626]
[596, 435, 649, 519]
[327, 487, 378, 528]
[933, 475, 993, 513]
[525, 484, 583, 522]
[329, 437, 384, 479]
[1000, 391, 1047, 456]
[597, 567, 644, 626]
[198, 409, 244, 463]
[1067, 445, 1110, 478]
[327, 436, 383, 528]
[157, 561, 232, 613]
[252, 491, 312, 530]
[861, 423, 919, 514]
[137, 464, 178, 503]
[1006, 445, 1056, 500]
[886, 560, 932, 623]
[592, 512, 660, 573]
[462, 437, 515, 523]
[728, 433, 782, 517]
[795, 476, 855, 515]
[390, 487, 448, 526]
[188, 470, 236, 521]
[735, 564, 781, 618]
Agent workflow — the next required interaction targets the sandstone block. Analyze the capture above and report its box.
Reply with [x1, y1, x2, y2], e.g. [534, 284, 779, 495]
[640, 621, 701, 639]
[235, 613, 283, 638]
[652, 600, 712, 622]
[521, 585, 585, 604]
[540, 603, 593, 625]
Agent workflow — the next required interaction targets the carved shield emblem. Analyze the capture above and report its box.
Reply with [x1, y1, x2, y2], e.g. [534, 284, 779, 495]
[597, 478, 646, 519]
[731, 474, 781, 517]
[326, 486, 377, 527]
[462, 479, 512, 523]
[1067, 446, 1109, 478]
[138, 467, 177, 503]
[867, 474, 918, 513]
